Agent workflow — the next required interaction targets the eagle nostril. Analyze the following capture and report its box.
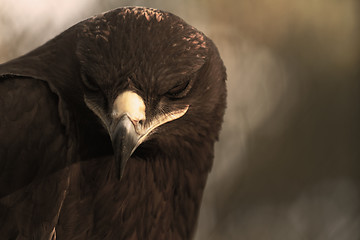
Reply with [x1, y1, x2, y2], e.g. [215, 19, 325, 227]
[130, 118, 145, 133]
[133, 119, 145, 134]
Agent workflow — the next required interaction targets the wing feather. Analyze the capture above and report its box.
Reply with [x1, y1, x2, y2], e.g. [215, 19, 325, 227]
[0, 77, 72, 239]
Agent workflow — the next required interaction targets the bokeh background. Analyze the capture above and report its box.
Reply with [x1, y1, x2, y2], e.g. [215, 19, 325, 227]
[1, 0, 359, 239]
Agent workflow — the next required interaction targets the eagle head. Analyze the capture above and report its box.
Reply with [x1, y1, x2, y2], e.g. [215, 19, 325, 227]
[75, 7, 226, 179]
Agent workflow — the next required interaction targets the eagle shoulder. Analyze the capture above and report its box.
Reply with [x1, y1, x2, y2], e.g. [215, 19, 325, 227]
[0, 76, 73, 239]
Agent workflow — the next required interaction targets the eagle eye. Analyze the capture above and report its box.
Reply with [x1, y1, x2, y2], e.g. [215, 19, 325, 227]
[81, 72, 100, 92]
[166, 79, 191, 99]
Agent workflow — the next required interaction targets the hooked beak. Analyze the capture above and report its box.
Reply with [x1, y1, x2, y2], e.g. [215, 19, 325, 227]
[109, 90, 189, 180]
[110, 114, 140, 179]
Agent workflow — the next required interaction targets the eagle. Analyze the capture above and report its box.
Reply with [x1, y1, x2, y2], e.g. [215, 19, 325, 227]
[0, 7, 226, 240]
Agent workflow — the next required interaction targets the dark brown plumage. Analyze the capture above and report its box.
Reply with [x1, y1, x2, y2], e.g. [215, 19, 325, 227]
[0, 7, 226, 240]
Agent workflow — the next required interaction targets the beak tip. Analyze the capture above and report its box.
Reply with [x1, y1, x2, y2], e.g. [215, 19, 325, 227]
[116, 164, 125, 180]
[111, 114, 139, 181]
[114, 152, 128, 181]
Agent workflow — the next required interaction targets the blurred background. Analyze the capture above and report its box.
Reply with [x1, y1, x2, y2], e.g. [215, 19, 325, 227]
[0, 0, 359, 239]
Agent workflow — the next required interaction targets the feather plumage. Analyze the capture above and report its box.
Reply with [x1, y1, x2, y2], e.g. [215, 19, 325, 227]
[0, 7, 226, 239]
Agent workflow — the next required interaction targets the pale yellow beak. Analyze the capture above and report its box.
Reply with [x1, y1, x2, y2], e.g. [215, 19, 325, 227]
[110, 90, 189, 179]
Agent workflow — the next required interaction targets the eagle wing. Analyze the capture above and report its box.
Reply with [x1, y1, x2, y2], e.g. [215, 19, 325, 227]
[0, 76, 73, 239]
